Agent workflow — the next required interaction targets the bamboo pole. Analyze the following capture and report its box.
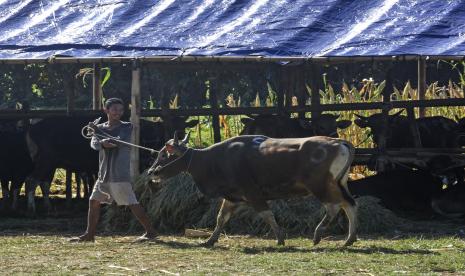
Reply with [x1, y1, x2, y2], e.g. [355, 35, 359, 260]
[209, 75, 221, 143]
[310, 62, 321, 119]
[418, 58, 427, 117]
[297, 64, 306, 119]
[92, 63, 102, 110]
[407, 107, 422, 148]
[130, 62, 141, 179]
[64, 68, 75, 116]
[2, 55, 465, 64]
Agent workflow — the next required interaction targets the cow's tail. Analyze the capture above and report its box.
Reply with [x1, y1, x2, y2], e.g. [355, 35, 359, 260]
[336, 140, 356, 206]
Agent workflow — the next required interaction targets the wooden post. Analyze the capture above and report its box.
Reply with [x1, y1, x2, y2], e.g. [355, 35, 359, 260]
[418, 57, 427, 117]
[377, 64, 394, 172]
[407, 106, 422, 148]
[277, 67, 286, 115]
[276, 66, 286, 115]
[296, 65, 306, 118]
[130, 60, 141, 179]
[285, 69, 293, 111]
[209, 75, 221, 143]
[310, 62, 321, 119]
[92, 63, 102, 110]
[64, 68, 75, 116]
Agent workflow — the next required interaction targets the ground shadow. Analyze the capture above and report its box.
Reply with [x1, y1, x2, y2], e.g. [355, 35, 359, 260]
[240, 244, 437, 255]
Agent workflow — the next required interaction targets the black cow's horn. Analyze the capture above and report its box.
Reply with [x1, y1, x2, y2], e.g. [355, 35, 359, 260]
[354, 113, 367, 120]
[173, 131, 179, 145]
[182, 130, 191, 145]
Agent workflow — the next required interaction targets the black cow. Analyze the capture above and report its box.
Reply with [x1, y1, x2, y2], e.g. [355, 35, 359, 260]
[240, 113, 351, 138]
[0, 119, 34, 210]
[149, 132, 357, 247]
[354, 110, 458, 148]
[24, 116, 198, 213]
[431, 183, 465, 218]
[348, 170, 444, 214]
[354, 110, 464, 184]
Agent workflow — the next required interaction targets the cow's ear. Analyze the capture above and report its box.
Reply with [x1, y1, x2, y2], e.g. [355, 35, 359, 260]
[241, 117, 254, 125]
[337, 120, 352, 129]
[185, 120, 199, 129]
[165, 144, 175, 154]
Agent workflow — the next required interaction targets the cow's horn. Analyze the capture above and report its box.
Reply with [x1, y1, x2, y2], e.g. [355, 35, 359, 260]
[354, 113, 367, 120]
[182, 130, 191, 145]
[173, 131, 179, 145]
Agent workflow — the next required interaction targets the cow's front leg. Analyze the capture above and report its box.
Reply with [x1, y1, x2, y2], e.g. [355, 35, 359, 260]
[253, 201, 285, 246]
[10, 179, 23, 211]
[1, 179, 9, 209]
[25, 177, 38, 214]
[313, 203, 341, 246]
[39, 181, 52, 213]
[202, 199, 238, 247]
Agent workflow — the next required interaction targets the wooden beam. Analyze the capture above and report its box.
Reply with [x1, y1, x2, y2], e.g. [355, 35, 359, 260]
[130, 63, 141, 180]
[1, 97, 465, 120]
[3, 55, 465, 65]
[92, 63, 102, 110]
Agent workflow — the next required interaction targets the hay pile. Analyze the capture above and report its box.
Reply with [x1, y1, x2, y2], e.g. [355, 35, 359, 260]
[102, 172, 410, 236]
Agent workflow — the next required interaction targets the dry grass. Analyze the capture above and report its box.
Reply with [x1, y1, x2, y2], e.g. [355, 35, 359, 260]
[1, 219, 465, 275]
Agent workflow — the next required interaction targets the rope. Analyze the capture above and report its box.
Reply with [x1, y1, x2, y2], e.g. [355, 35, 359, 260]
[81, 125, 159, 154]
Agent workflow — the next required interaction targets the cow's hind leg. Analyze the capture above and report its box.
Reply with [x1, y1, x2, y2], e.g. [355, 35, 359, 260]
[313, 203, 341, 246]
[252, 201, 285, 246]
[337, 171, 357, 247]
[202, 199, 238, 247]
[341, 201, 357, 247]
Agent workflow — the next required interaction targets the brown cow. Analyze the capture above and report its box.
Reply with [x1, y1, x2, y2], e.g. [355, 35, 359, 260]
[149, 133, 357, 247]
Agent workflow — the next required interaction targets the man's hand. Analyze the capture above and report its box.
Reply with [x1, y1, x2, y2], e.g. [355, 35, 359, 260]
[87, 117, 101, 131]
[101, 138, 117, 148]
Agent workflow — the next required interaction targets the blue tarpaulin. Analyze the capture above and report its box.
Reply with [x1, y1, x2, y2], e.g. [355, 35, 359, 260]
[0, 0, 464, 59]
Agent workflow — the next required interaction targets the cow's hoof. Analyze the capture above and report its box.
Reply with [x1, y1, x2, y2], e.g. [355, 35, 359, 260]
[200, 240, 216, 247]
[343, 237, 357, 247]
[313, 237, 321, 246]
[277, 239, 285, 246]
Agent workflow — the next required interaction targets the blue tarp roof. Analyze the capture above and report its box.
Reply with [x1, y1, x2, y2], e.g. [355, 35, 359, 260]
[0, 0, 464, 59]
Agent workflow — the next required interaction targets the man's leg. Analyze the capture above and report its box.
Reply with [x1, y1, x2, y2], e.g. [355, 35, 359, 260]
[70, 199, 101, 242]
[128, 204, 157, 240]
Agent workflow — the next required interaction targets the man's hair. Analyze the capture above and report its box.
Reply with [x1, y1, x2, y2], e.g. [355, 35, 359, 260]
[104, 98, 124, 109]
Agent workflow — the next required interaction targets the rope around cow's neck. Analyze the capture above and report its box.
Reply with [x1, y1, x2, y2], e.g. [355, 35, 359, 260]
[81, 125, 159, 154]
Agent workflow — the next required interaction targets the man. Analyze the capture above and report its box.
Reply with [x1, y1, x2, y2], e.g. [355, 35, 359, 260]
[70, 98, 156, 242]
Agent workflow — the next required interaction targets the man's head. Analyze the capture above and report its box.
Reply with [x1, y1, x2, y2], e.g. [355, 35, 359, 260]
[104, 98, 124, 122]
